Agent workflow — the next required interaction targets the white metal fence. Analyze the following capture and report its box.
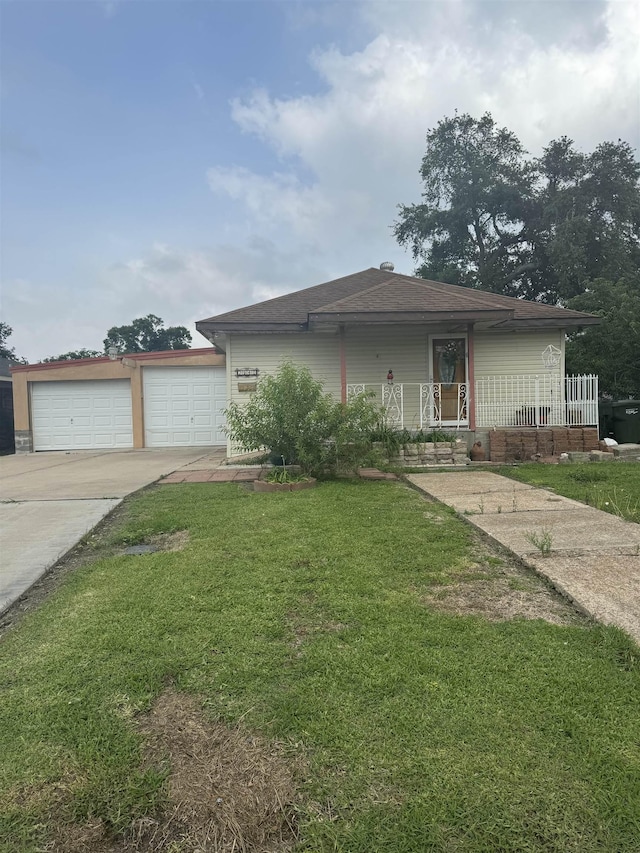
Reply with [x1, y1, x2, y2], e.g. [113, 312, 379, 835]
[348, 375, 599, 430]
[474, 374, 598, 427]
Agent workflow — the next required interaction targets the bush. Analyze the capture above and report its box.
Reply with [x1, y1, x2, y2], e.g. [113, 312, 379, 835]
[369, 424, 457, 457]
[224, 361, 381, 477]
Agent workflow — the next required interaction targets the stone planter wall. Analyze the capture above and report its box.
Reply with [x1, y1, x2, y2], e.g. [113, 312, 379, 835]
[373, 440, 469, 467]
[489, 427, 599, 463]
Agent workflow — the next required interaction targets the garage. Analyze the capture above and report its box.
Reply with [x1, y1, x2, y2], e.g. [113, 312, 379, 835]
[143, 366, 227, 447]
[12, 349, 227, 454]
[31, 380, 133, 451]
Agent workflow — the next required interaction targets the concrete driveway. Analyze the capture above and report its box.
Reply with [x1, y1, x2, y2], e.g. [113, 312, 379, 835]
[0, 448, 219, 614]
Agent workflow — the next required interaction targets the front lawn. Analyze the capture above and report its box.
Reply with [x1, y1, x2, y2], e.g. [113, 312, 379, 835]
[499, 462, 640, 523]
[1, 481, 639, 852]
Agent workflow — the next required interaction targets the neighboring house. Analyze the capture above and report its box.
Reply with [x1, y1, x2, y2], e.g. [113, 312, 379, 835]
[0, 357, 16, 452]
[11, 348, 225, 453]
[196, 264, 601, 456]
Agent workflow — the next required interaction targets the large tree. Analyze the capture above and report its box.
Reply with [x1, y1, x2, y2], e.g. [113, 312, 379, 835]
[533, 137, 640, 302]
[103, 315, 191, 354]
[565, 275, 640, 399]
[394, 113, 537, 297]
[394, 113, 640, 304]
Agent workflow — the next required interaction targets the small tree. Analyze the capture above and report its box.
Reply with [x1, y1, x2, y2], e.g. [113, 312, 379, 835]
[224, 361, 380, 477]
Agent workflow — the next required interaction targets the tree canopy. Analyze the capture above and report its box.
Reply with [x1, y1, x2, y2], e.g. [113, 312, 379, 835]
[0, 323, 24, 363]
[39, 316, 192, 363]
[41, 349, 103, 363]
[103, 314, 191, 354]
[394, 113, 640, 305]
[565, 274, 640, 399]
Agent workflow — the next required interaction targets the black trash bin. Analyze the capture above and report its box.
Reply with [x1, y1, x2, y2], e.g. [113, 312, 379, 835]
[598, 400, 614, 440]
[611, 400, 640, 444]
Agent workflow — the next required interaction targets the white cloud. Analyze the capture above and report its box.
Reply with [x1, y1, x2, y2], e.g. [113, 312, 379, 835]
[209, 0, 639, 280]
[8, 0, 639, 364]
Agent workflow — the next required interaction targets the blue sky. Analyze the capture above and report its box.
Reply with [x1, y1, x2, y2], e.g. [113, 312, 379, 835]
[2, 0, 639, 361]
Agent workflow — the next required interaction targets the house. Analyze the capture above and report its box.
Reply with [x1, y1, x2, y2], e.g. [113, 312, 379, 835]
[196, 264, 601, 458]
[12, 265, 601, 459]
[11, 348, 226, 453]
[0, 357, 16, 452]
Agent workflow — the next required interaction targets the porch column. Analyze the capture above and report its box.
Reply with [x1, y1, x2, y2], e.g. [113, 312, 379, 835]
[467, 324, 476, 431]
[339, 325, 347, 403]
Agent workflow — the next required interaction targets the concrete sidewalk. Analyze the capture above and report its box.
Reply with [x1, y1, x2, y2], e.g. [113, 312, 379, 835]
[406, 471, 640, 644]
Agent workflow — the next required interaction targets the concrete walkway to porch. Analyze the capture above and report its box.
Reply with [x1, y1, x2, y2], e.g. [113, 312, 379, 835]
[406, 471, 640, 645]
[159, 450, 264, 483]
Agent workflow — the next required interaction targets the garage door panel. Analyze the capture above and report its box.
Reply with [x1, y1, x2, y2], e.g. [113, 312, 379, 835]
[172, 415, 190, 427]
[32, 380, 133, 451]
[144, 366, 226, 447]
[194, 431, 214, 442]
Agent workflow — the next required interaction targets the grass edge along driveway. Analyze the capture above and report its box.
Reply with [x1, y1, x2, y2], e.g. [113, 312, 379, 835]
[1, 480, 639, 852]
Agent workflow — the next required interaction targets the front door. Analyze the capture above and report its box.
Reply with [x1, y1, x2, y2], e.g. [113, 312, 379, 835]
[431, 337, 468, 424]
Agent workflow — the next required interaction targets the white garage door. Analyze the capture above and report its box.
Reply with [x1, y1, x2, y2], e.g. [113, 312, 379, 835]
[32, 380, 133, 451]
[143, 366, 227, 447]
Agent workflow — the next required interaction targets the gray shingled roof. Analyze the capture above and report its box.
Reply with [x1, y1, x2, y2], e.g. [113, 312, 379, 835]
[196, 268, 600, 334]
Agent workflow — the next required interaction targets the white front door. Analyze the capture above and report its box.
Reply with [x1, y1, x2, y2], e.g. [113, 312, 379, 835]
[31, 380, 133, 451]
[143, 366, 227, 447]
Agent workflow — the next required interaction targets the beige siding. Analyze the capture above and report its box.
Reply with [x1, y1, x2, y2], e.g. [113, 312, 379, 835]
[228, 334, 341, 407]
[344, 326, 430, 431]
[228, 328, 431, 440]
[474, 330, 564, 378]
[225, 327, 568, 452]
[227, 332, 341, 456]
[344, 326, 427, 385]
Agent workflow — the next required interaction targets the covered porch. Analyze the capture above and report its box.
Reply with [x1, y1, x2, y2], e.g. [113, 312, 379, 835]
[347, 374, 599, 432]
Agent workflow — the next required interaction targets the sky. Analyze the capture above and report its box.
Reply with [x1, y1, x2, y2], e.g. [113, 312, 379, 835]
[1, 0, 639, 362]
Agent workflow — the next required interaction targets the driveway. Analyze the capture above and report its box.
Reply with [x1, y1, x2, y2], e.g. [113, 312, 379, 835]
[0, 448, 222, 614]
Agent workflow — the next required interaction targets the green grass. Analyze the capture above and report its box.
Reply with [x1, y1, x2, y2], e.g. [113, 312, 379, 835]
[498, 463, 640, 523]
[1, 481, 639, 852]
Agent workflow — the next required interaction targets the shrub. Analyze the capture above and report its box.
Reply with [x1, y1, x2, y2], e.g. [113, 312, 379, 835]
[369, 424, 457, 457]
[224, 361, 381, 477]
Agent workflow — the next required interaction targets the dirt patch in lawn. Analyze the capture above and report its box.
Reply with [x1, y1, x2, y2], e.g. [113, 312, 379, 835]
[147, 529, 190, 552]
[288, 616, 349, 653]
[421, 542, 588, 626]
[45, 690, 300, 853]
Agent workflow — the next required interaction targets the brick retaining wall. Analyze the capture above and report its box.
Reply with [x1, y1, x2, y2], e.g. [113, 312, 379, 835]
[489, 428, 599, 463]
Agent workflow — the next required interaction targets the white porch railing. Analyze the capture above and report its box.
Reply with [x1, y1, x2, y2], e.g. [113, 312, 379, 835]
[348, 375, 599, 430]
[475, 374, 599, 427]
[347, 383, 468, 429]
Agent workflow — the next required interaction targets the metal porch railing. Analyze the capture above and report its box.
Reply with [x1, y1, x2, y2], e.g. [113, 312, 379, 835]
[347, 375, 599, 430]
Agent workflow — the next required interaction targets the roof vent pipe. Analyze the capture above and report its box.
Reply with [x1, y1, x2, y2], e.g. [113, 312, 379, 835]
[379, 261, 395, 272]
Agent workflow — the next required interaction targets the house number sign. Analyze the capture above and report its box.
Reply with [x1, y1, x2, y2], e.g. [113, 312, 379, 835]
[235, 368, 259, 377]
